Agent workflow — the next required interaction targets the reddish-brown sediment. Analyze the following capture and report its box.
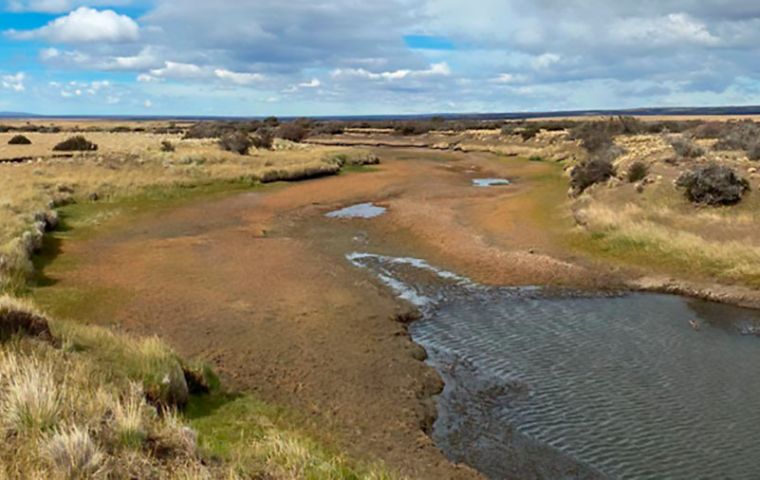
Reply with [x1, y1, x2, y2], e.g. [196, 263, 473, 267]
[37, 148, 613, 478]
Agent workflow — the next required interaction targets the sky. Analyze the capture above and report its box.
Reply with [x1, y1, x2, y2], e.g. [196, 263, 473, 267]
[2, 0, 760, 116]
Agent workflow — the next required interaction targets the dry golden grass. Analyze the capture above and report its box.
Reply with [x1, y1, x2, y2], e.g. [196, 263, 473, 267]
[573, 133, 760, 286]
[0, 139, 359, 293]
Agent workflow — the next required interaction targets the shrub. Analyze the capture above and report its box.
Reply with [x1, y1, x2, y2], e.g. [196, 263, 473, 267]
[748, 141, 760, 161]
[713, 121, 760, 152]
[676, 163, 749, 206]
[571, 157, 616, 194]
[183, 122, 226, 139]
[275, 123, 309, 142]
[569, 121, 616, 153]
[519, 125, 541, 141]
[8, 135, 31, 145]
[218, 131, 253, 155]
[669, 135, 705, 158]
[395, 123, 430, 136]
[627, 161, 649, 183]
[692, 121, 728, 139]
[251, 129, 274, 150]
[160, 140, 175, 152]
[263, 116, 280, 127]
[52, 136, 98, 152]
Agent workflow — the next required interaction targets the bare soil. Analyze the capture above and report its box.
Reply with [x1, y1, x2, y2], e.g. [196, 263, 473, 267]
[35, 148, 616, 478]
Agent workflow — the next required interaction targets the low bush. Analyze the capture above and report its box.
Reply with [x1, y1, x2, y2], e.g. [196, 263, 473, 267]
[275, 123, 309, 142]
[569, 121, 616, 153]
[519, 125, 541, 141]
[52, 136, 98, 152]
[219, 131, 253, 155]
[713, 121, 760, 152]
[669, 135, 705, 158]
[571, 156, 616, 194]
[251, 129, 274, 150]
[676, 163, 749, 206]
[8, 135, 31, 145]
[627, 161, 649, 183]
[691, 121, 728, 139]
[160, 140, 175, 152]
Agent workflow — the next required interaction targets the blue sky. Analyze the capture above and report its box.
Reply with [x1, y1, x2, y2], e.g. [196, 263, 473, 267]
[2, 0, 760, 116]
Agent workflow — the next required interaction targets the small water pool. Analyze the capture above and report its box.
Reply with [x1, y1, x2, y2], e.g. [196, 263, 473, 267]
[325, 203, 387, 219]
[472, 178, 511, 187]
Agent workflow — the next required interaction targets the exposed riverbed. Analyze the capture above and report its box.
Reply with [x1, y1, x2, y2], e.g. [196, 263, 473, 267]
[350, 253, 760, 479]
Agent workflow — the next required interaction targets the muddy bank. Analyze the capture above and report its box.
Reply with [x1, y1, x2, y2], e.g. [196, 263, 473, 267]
[631, 275, 760, 310]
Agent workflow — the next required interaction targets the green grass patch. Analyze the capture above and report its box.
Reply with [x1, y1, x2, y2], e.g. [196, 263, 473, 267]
[340, 164, 380, 174]
[187, 392, 395, 479]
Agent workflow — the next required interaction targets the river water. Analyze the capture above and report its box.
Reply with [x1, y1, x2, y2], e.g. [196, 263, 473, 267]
[348, 253, 760, 480]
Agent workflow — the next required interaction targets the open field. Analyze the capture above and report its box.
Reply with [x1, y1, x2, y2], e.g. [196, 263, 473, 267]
[4, 116, 760, 478]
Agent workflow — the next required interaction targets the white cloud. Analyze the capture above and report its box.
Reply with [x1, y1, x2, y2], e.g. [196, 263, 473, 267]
[492, 73, 529, 84]
[531, 53, 561, 70]
[298, 78, 321, 88]
[612, 13, 719, 47]
[2, 73, 26, 92]
[7, 7, 139, 43]
[332, 62, 451, 81]
[214, 68, 264, 85]
[144, 99, 153, 108]
[148, 61, 204, 79]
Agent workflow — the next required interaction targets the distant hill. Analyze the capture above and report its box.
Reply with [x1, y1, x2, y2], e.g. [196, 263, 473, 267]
[0, 112, 39, 118]
[4, 106, 760, 121]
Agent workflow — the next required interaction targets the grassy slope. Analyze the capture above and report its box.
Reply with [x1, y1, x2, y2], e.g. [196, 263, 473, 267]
[0, 146, 396, 478]
[27, 180, 398, 478]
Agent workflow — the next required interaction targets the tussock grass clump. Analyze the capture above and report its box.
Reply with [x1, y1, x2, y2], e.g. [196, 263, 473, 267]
[676, 163, 749, 206]
[8, 135, 31, 145]
[0, 354, 61, 433]
[43, 426, 104, 478]
[160, 140, 175, 152]
[52, 136, 98, 152]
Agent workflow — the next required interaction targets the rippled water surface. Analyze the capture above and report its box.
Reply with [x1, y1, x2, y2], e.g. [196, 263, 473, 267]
[350, 253, 760, 480]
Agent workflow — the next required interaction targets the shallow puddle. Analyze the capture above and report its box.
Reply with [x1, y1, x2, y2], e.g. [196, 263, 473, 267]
[349, 252, 760, 479]
[472, 178, 511, 187]
[325, 203, 387, 219]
